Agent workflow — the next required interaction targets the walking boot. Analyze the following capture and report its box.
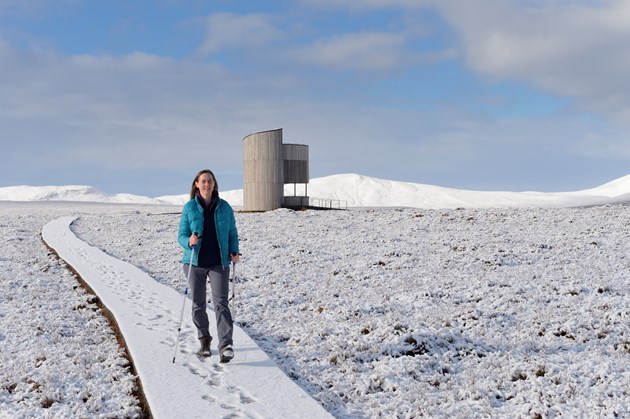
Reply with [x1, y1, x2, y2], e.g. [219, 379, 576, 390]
[197, 335, 211, 357]
[219, 345, 234, 363]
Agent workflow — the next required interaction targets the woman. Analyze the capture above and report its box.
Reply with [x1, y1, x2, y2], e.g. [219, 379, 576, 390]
[178, 169, 240, 362]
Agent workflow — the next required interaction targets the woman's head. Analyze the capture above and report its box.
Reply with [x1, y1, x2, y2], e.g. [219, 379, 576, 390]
[190, 169, 219, 200]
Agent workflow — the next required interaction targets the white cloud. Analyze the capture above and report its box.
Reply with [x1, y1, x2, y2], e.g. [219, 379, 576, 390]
[299, 0, 435, 11]
[298, 0, 630, 126]
[192, 7, 452, 73]
[435, 0, 630, 124]
[195, 12, 284, 56]
[0, 44, 249, 176]
[297, 32, 407, 71]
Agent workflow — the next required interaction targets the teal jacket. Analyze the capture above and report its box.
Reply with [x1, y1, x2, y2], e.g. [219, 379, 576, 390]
[178, 196, 239, 268]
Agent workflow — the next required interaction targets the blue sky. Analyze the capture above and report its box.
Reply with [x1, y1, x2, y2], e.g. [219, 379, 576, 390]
[2, 0, 630, 196]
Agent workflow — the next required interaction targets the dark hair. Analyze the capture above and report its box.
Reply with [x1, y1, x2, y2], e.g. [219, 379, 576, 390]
[189, 169, 219, 200]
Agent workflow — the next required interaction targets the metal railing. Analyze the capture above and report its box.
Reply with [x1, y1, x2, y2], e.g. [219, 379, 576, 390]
[283, 196, 347, 210]
[309, 197, 347, 210]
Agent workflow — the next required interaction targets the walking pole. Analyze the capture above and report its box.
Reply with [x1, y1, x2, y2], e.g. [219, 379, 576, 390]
[229, 260, 238, 321]
[172, 245, 195, 363]
[230, 262, 237, 301]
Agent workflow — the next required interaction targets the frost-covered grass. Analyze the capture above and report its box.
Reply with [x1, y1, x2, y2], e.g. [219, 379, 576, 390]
[71, 204, 629, 418]
[1, 202, 629, 418]
[0, 203, 143, 418]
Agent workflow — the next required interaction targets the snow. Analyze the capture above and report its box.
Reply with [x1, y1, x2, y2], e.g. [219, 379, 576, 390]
[40, 216, 330, 419]
[3, 172, 630, 209]
[0, 185, 185, 206]
[1, 173, 630, 418]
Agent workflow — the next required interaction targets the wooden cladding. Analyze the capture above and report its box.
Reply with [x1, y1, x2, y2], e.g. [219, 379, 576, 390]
[242, 128, 310, 211]
[243, 129, 283, 211]
[283, 144, 309, 184]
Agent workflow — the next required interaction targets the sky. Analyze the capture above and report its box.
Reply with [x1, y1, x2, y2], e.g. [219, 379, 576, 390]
[2, 0, 630, 197]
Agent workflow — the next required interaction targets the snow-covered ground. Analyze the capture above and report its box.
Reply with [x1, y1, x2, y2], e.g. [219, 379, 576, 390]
[1, 174, 630, 417]
[1, 203, 150, 418]
[40, 215, 332, 419]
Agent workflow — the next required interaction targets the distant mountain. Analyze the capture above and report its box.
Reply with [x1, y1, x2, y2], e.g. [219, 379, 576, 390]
[302, 173, 630, 209]
[2, 173, 630, 209]
[0, 185, 184, 205]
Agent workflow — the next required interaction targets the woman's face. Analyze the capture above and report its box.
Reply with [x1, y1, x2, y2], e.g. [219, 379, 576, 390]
[195, 172, 215, 196]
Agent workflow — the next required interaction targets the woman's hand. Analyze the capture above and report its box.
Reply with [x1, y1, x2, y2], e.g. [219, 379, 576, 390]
[189, 233, 199, 248]
[230, 253, 240, 263]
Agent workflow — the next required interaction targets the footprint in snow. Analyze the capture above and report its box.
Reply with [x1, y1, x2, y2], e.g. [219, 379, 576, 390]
[238, 391, 257, 405]
[219, 403, 243, 415]
[201, 394, 217, 403]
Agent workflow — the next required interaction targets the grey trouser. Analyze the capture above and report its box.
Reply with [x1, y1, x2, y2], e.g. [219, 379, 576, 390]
[183, 264, 233, 349]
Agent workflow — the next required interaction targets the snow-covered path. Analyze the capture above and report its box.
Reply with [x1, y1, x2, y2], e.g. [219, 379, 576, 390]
[41, 216, 332, 419]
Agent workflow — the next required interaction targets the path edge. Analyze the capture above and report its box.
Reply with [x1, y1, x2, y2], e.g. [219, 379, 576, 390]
[41, 222, 153, 419]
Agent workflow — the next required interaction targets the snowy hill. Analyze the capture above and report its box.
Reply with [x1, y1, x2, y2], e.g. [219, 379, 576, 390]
[0, 185, 183, 205]
[305, 173, 630, 208]
[2, 173, 630, 208]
